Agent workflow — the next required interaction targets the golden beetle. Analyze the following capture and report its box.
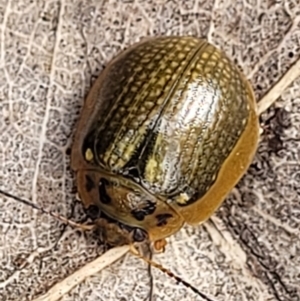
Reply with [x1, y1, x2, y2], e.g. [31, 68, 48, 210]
[71, 36, 260, 250]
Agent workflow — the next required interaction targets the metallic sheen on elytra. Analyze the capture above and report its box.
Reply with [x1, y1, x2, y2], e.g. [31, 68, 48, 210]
[71, 36, 259, 248]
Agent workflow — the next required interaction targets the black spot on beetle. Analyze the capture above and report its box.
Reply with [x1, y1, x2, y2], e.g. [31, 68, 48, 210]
[131, 210, 145, 221]
[85, 174, 95, 192]
[143, 200, 156, 215]
[156, 213, 173, 227]
[131, 200, 156, 221]
[86, 205, 100, 219]
[98, 178, 112, 204]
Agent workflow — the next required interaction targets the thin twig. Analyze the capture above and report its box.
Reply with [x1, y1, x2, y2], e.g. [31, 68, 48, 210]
[257, 58, 300, 115]
[31, 246, 130, 301]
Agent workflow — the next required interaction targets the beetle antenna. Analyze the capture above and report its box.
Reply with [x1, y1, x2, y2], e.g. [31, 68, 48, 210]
[130, 245, 218, 301]
[0, 189, 95, 231]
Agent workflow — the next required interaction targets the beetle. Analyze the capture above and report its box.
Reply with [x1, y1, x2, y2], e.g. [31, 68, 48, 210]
[2, 35, 279, 301]
[70, 36, 260, 251]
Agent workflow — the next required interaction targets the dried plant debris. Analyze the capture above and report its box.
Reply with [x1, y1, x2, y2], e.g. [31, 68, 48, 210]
[0, 1, 300, 301]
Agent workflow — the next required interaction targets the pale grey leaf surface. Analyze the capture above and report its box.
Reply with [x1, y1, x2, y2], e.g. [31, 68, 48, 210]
[0, 1, 299, 301]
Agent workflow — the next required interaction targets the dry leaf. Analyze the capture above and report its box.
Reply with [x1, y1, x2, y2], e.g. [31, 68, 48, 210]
[0, 1, 299, 301]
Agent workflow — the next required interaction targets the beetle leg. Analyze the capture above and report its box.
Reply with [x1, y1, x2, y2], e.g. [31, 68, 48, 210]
[153, 239, 167, 253]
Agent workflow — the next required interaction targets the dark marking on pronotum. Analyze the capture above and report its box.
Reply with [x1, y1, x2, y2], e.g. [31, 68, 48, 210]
[131, 200, 156, 221]
[156, 213, 173, 227]
[85, 174, 95, 192]
[131, 211, 145, 221]
[99, 178, 112, 204]
[143, 200, 156, 215]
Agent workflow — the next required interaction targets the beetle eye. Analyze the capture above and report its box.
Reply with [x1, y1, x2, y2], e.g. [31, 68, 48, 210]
[132, 228, 148, 242]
